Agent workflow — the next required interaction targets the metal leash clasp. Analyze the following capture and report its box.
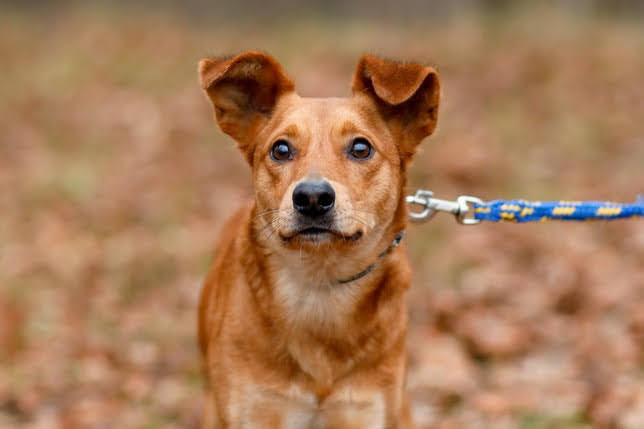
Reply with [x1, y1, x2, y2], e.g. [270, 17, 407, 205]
[406, 189, 483, 225]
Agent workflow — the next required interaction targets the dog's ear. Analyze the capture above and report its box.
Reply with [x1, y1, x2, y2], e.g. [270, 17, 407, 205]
[199, 51, 295, 163]
[352, 54, 440, 159]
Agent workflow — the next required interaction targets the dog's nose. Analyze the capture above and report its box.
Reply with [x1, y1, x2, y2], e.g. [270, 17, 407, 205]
[292, 180, 335, 217]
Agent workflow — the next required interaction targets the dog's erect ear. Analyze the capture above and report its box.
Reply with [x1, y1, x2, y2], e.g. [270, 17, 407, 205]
[352, 54, 440, 159]
[198, 51, 295, 162]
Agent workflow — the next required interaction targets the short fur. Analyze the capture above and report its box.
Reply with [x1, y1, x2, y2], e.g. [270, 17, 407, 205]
[198, 51, 440, 428]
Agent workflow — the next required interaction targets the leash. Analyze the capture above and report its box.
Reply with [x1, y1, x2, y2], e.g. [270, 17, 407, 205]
[406, 189, 644, 224]
[335, 191, 641, 284]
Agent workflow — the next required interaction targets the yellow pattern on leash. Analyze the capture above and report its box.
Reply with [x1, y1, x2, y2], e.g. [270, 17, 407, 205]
[501, 212, 516, 221]
[501, 204, 521, 211]
[596, 207, 621, 216]
[552, 206, 576, 216]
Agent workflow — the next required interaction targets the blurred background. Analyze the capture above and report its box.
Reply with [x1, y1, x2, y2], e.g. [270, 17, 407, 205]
[1, 1, 643, 428]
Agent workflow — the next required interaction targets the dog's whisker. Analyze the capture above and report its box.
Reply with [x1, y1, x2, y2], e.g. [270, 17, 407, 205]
[344, 212, 370, 224]
[252, 209, 283, 222]
[260, 220, 282, 239]
[334, 211, 372, 229]
[336, 209, 374, 223]
[257, 217, 281, 233]
[345, 208, 376, 217]
[255, 220, 279, 238]
[255, 217, 284, 242]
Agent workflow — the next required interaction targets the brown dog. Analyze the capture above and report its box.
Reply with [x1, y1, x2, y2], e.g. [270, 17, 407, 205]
[197, 51, 440, 428]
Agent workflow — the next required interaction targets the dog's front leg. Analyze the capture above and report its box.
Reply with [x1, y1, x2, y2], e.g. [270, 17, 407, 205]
[205, 381, 317, 429]
[315, 386, 413, 429]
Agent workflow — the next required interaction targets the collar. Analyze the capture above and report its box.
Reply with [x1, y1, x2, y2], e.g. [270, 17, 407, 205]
[337, 231, 404, 284]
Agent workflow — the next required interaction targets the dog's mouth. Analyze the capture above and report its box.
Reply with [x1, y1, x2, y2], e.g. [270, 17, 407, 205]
[299, 227, 332, 236]
[280, 227, 363, 243]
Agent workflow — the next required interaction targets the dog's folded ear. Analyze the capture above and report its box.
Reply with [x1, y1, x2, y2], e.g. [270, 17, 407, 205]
[199, 51, 295, 162]
[352, 55, 440, 159]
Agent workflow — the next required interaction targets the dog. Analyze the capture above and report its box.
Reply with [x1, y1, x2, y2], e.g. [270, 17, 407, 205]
[197, 51, 440, 428]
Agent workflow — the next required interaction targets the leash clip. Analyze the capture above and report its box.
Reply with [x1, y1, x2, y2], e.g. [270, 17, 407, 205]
[406, 189, 483, 225]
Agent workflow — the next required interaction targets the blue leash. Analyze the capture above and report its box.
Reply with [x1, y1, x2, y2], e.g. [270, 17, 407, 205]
[406, 190, 644, 224]
[473, 196, 644, 223]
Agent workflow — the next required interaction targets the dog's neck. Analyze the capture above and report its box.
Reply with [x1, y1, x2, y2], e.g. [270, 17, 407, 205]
[336, 231, 404, 284]
[244, 206, 405, 334]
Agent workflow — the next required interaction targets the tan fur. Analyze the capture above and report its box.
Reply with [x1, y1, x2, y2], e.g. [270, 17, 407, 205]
[198, 51, 440, 428]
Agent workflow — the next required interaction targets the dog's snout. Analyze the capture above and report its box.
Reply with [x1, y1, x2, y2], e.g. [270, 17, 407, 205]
[292, 180, 335, 217]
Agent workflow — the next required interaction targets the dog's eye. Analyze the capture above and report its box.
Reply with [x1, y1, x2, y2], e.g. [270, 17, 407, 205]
[270, 140, 294, 162]
[348, 138, 373, 160]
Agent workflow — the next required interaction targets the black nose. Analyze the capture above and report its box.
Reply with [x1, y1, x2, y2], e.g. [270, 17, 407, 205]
[292, 180, 335, 217]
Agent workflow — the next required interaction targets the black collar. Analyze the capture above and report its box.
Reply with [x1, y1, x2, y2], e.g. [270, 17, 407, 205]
[337, 231, 404, 284]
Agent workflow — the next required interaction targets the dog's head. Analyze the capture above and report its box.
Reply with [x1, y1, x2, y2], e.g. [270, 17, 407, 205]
[199, 51, 439, 253]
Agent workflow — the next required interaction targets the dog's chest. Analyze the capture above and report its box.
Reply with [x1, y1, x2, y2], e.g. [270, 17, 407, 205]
[272, 263, 362, 330]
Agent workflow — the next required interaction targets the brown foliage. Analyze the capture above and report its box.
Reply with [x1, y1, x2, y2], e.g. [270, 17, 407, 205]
[1, 5, 643, 428]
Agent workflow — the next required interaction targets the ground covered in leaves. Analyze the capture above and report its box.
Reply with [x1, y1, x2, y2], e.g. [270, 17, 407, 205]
[1, 4, 643, 428]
